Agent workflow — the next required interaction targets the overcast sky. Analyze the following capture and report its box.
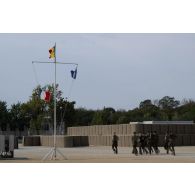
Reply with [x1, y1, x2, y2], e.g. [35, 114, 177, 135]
[0, 33, 195, 110]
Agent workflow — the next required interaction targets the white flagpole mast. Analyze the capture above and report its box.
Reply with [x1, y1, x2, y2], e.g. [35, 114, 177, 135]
[54, 42, 57, 159]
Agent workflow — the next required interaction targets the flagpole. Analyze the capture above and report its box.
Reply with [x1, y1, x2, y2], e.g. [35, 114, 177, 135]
[54, 42, 57, 159]
[32, 44, 78, 161]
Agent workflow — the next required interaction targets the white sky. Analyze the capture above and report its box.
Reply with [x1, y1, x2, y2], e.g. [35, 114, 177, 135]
[0, 33, 195, 110]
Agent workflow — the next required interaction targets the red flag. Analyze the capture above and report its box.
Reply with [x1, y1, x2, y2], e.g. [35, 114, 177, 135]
[44, 91, 51, 102]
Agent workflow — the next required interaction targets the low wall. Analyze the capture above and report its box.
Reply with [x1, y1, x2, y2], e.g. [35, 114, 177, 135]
[23, 136, 40, 146]
[22, 124, 195, 147]
[67, 124, 195, 146]
[67, 124, 195, 136]
[23, 135, 89, 147]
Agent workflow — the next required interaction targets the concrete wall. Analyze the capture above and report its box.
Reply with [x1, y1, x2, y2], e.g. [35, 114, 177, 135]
[23, 136, 40, 146]
[22, 124, 195, 147]
[67, 124, 195, 147]
[23, 135, 89, 147]
[68, 124, 195, 135]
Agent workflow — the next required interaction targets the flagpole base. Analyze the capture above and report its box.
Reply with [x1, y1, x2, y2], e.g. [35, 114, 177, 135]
[42, 147, 68, 161]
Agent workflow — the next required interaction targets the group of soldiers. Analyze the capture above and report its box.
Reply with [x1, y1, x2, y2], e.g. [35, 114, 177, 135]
[112, 131, 176, 156]
[132, 131, 160, 155]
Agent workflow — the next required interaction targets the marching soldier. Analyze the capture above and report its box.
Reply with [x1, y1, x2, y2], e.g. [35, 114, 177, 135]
[153, 131, 160, 154]
[141, 133, 149, 154]
[132, 132, 138, 155]
[168, 132, 176, 155]
[164, 131, 170, 154]
[146, 131, 153, 155]
[112, 132, 119, 154]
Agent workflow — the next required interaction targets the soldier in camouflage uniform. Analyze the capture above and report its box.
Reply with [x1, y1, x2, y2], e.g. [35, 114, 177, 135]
[112, 132, 119, 154]
[168, 132, 176, 155]
[132, 132, 138, 155]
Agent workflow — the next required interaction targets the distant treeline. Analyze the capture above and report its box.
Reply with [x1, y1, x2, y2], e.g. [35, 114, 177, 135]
[1, 85, 195, 134]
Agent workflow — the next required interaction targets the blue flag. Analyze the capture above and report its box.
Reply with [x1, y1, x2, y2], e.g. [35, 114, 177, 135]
[71, 68, 77, 79]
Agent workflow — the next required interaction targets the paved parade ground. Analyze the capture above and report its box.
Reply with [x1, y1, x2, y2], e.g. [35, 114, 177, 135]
[1, 144, 195, 163]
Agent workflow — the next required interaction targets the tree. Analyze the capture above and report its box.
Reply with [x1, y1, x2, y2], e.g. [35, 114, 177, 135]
[158, 96, 180, 120]
[175, 100, 195, 121]
[116, 115, 129, 124]
[101, 107, 116, 124]
[9, 103, 22, 131]
[74, 108, 95, 126]
[139, 99, 161, 121]
[25, 84, 76, 134]
[0, 101, 8, 131]
[158, 96, 180, 110]
[91, 111, 104, 125]
[57, 98, 76, 129]
[139, 99, 153, 109]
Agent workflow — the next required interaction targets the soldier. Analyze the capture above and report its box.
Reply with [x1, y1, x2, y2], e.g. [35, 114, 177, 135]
[132, 132, 138, 155]
[138, 133, 143, 155]
[164, 131, 170, 154]
[153, 131, 160, 154]
[146, 131, 153, 155]
[168, 132, 176, 155]
[138, 133, 148, 155]
[141, 133, 149, 154]
[112, 132, 119, 154]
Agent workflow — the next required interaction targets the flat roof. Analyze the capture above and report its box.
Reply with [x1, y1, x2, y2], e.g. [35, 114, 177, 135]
[130, 121, 194, 124]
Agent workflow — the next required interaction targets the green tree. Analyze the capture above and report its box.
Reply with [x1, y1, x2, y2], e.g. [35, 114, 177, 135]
[91, 111, 104, 125]
[0, 101, 8, 131]
[74, 108, 95, 126]
[175, 100, 195, 121]
[139, 99, 153, 109]
[139, 99, 162, 121]
[158, 96, 180, 120]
